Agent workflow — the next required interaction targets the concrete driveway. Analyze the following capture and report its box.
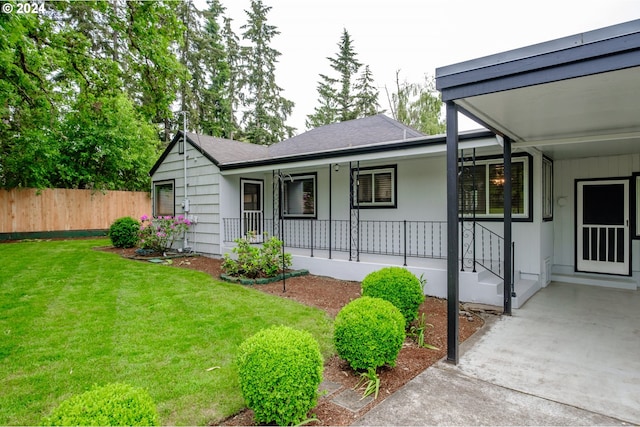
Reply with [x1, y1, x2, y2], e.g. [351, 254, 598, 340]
[355, 282, 639, 425]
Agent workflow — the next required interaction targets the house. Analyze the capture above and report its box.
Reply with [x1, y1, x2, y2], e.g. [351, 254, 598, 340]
[151, 113, 550, 308]
[436, 19, 640, 362]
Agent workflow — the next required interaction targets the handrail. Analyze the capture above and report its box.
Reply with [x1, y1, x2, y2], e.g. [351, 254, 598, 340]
[224, 217, 505, 279]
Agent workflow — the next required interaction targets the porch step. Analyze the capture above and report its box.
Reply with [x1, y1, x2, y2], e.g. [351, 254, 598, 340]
[551, 271, 638, 290]
[512, 279, 541, 309]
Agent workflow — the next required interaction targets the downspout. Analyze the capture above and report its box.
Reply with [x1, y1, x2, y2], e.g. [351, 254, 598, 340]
[181, 112, 190, 250]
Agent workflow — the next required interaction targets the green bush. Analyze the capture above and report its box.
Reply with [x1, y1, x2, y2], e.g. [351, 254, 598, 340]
[236, 325, 323, 426]
[44, 383, 159, 426]
[361, 267, 425, 325]
[334, 296, 405, 371]
[222, 233, 292, 278]
[108, 216, 140, 248]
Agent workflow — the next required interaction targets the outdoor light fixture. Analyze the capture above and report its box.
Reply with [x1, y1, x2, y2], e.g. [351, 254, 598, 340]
[333, 164, 340, 172]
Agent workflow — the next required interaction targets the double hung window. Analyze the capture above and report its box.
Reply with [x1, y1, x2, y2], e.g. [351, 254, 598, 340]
[353, 166, 397, 208]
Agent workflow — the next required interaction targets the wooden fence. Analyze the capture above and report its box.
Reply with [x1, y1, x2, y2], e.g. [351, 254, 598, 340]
[0, 188, 151, 239]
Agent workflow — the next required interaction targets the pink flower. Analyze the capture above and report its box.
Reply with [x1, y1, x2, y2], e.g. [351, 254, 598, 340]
[141, 214, 149, 221]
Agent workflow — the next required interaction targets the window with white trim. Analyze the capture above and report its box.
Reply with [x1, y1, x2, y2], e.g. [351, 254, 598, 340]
[283, 173, 316, 218]
[353, 166, 397, 208]
[153, 180, 175, 217]
[459, 156, 530, 219]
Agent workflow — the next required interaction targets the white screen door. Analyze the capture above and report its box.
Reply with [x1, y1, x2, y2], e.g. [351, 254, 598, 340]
[241, 179, 263, 240]
[576, 179, 629, 275]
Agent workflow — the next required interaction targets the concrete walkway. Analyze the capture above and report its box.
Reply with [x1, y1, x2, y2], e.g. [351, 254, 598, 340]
[355, 282, 639, 425]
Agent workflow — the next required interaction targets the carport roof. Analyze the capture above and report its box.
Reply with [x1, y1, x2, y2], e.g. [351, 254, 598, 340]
[436, 19, 640, 159]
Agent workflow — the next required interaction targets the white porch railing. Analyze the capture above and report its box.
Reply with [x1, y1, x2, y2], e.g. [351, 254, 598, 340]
[242, 210, 263, 243]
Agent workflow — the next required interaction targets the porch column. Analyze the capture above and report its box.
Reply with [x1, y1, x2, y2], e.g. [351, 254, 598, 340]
[503, 137, 513, 315]
[446, 101, 459, 364]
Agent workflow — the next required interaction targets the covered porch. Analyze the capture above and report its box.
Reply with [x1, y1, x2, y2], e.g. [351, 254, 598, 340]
[437, 19, 640, 362]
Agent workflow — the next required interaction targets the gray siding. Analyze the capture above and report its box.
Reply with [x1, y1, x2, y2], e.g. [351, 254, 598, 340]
[151, 143, 222, 255]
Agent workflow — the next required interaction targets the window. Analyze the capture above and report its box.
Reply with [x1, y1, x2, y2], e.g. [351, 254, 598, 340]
[282, 173, 316, 218]
[353, 166, 397, 208]
[178, 137, 184, 155]
[542, 156, 553, 220]
[153, 180, 175, 217]
[459, 155, 530, 219]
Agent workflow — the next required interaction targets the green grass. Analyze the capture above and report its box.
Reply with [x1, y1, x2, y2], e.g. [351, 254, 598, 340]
[0, 239, 334, 426]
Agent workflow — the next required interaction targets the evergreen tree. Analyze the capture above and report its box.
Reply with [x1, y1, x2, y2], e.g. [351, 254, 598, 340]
[198, 0, 238, 139]
[220, 15, 243, 140]
[354, 64, 382, 117]
[307, 29, 380, 128]
[239, 0, 294, 145]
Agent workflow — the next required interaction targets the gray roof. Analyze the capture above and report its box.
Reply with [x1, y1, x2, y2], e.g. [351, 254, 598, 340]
[184, 132, 268, 164]
[152, 114, 431, 174]
[200, 114, 424, 164]
[268, 114, 425, 158]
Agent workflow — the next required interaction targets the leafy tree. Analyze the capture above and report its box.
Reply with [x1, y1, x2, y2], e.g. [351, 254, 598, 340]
[307, 29, 380, 128]
[239, 0, 295, 145]
[0, 1, 172, 190]
[388, 71, 445, 135]
[55, 93, 160, 191]
[0, 7, 62, 188]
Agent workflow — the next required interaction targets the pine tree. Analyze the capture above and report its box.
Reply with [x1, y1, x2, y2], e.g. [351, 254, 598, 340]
[198, 0, 239, 139]
[354, 65, 381, 117]
[239, 0, 294, 145]
[220, 15, 243, 140]
[307, 29, 379, 128]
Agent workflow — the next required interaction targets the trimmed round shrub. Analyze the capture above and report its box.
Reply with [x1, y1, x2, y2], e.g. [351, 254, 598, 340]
[108, 216, 140, 248]
[236, 325, 324, 426]
[361, 267, 425, 325]
[44, 383, 159, 426]
[334, 296, 405, 371]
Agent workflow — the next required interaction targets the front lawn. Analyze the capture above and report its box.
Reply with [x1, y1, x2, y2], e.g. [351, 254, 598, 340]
[0, 239, 333, 425]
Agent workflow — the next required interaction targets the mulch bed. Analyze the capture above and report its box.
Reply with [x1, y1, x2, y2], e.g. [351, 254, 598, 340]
[97, 246, 487, 426]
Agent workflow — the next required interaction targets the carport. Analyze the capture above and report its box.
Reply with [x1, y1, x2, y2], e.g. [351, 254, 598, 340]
[436, 19, 640, 364]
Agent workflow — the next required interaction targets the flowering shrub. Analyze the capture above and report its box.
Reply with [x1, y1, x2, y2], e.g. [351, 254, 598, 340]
[138, 214, 191, 253]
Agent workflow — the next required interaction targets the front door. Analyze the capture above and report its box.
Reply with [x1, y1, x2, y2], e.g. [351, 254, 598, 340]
[241, 179, 263, 241]
[576, 179, 630, 275]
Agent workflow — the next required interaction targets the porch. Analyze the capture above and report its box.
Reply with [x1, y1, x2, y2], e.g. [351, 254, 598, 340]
[222, 216, 539, 308]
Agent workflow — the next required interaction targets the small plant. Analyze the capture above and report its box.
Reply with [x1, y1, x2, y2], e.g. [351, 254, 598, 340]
[236, 325, 323, 426]
[43, 383, 159, 426]
[334, 296, 405, 372]
[361, 267, 426, 326]
[222, 233, 292, 279]
[108, 216, 140, 248]
[353, 367, 380, 400]
[408, 313, 439, 350]
[138, 214, 191, 253]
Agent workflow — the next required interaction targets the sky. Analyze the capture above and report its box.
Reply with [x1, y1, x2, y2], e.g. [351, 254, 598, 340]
[194, 0, 639, 134]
